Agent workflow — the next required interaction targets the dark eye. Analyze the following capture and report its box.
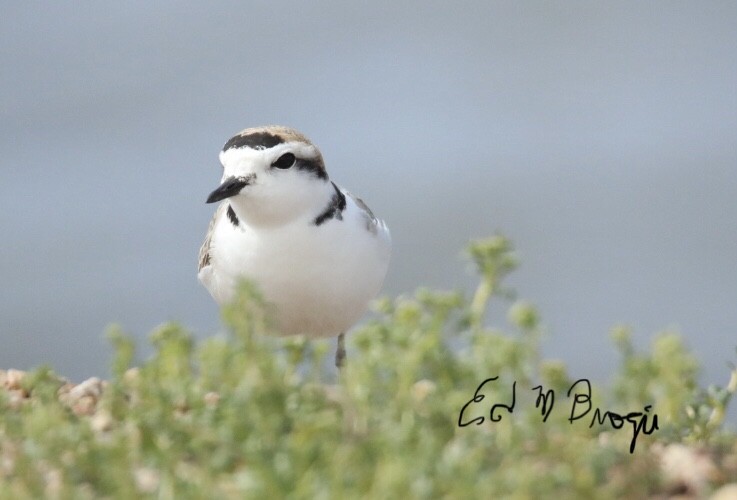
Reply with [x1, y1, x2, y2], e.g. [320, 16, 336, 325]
[272, 153, 296, 169]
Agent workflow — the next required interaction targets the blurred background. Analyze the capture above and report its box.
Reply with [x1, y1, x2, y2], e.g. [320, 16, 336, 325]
[1, 2, 735, 418]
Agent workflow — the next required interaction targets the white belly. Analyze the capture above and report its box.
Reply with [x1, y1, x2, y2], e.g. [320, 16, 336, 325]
[201, 201, 391, 338]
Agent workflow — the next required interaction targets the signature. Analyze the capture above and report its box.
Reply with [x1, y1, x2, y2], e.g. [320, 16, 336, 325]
[457, 376, 659, 453]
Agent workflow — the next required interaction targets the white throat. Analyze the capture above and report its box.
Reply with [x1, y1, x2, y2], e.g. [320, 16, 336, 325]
[228, 178, 335, 228]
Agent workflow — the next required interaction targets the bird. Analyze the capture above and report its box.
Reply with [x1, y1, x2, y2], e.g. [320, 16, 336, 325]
[198, 126, 391, 367]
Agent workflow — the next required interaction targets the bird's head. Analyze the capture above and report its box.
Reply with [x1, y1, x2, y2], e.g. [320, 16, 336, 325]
[207, 126, 332, 226]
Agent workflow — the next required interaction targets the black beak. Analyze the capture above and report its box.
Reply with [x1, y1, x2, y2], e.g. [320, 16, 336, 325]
[206, 176, 250, 204]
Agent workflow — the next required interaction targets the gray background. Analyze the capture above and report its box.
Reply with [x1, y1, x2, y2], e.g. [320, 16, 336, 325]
[1, 2, 735, 420]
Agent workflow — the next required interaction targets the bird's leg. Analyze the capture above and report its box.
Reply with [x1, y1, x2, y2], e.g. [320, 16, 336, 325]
[335, 333, 346, 369]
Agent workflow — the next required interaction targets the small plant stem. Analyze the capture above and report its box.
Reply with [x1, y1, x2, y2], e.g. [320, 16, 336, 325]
[470, 275, 494, 328]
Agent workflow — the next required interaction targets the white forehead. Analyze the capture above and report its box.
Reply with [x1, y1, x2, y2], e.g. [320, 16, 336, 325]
[218, 141, 320, 169]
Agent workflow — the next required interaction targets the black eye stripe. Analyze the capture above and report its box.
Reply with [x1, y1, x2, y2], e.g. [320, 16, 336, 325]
[296, 158, 327, 180]
[272, 152, 296, 169]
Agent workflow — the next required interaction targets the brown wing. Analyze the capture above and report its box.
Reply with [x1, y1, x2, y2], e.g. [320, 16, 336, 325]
[345, 190, 382, 235]
[198, 203, 227, 272]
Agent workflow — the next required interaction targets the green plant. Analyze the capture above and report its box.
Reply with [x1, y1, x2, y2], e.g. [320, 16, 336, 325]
[0, 236, 734, 498]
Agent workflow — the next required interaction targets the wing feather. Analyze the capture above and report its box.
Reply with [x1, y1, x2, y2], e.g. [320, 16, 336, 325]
[198, 203, 227, 273]
[345, 190, 385, 236]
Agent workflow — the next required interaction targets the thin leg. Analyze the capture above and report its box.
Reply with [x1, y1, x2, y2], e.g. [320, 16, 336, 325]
[335, 333, 346, 368]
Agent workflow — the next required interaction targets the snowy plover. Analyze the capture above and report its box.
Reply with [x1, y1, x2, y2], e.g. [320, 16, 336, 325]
[198, 126, 391, 366]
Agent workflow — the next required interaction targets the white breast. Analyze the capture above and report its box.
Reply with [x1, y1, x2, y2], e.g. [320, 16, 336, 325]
[199, 191, 391, 338]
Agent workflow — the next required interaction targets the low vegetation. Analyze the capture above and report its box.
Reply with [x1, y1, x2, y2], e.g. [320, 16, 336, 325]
[1, 236, 735, 498]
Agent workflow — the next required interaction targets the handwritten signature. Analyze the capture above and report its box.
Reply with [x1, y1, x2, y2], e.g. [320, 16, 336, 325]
[457, 377, 658, 453]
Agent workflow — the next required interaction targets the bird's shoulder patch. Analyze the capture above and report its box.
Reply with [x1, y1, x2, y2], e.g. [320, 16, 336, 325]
[314, 182, 347, 226]
[226, 205, 239, 226]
